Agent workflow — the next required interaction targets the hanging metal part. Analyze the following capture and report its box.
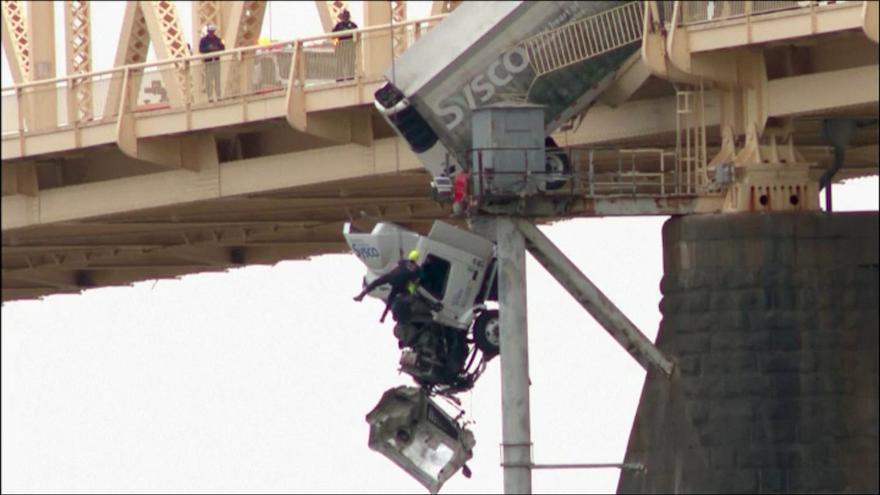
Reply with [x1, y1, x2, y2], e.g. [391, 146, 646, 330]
[513, 218, 675, 378]
[819, 118, 858, 192]
[819, 118, 859, 211]
[366, 386, 475, 495]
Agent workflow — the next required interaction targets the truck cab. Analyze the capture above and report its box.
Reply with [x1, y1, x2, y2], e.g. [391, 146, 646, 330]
[345, 221, 501, 395]
[343, 220, 497, 330]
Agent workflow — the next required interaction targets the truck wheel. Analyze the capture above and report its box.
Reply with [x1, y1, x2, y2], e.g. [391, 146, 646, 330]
[545, 136, 570, 190]
[473, 310, 500, 356]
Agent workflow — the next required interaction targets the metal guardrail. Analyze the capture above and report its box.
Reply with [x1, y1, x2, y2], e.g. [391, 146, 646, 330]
[0, 14, 447, 137]
[463, 146, 689, 205]
[519, 1, 644, 78]
[659, 1, 845, 26]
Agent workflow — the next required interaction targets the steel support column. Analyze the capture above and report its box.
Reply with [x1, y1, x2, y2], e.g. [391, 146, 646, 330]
[104, 1, 150, 117]
[363, 1, 393, 80]
[514, 219, 674, 377]
[495, 217, 533, 494]
[64, 0, 92, 124]
[139, 0, 190, 107]
[26, 0, 56, 131]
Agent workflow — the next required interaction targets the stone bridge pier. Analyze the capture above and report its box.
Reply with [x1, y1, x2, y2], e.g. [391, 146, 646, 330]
[618, 212, 879, 493]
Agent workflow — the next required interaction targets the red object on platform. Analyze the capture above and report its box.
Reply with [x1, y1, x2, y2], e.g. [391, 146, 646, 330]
[453, 171, 469, 203]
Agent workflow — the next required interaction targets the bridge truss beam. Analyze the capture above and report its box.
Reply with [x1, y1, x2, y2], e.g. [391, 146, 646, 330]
[1, 0, 29, 83]
[64, 0, 93, 124]
[315, 0, 350, 33]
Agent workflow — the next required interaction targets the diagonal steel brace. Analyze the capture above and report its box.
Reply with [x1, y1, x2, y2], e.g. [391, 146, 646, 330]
[514, 218, 675, 378]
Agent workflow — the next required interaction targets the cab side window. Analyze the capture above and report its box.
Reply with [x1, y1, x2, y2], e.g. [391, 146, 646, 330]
[420, 255, 451, 299]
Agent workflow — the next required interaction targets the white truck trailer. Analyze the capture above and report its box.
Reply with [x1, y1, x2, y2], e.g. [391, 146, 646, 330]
[374, 1, 642, 186]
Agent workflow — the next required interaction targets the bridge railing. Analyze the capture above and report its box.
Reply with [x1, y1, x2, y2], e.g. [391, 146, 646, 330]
[466, 146, 696, 205]
[1, 14, 447, 138]
[658, 1, 845, 26]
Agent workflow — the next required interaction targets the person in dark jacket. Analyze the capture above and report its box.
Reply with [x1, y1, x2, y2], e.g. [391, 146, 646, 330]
[332, 10, 358, 80]
[332, 9, 358, 40]
[354, 249, 422, 323]
[199, 23, 225, 102]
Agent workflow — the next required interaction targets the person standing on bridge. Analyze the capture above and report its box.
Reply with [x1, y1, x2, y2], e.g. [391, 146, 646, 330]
[200, 23, 226, 103]
[452, 168, 471, 217]
[332, 9, 358, 81]
[354, 249, 422, 323]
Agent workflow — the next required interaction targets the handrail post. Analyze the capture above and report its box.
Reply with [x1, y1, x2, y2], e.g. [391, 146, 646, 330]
[238, 50, 246, 98]
[660, 150, 666, 196]
[120, 66, 131, 116]
[183, 59, 192, 130]
[16, 86, 25, 155]
[588, 149, 594, 197]
[66, 75, 75, 128]
[298, 40, 307, 86]
[354, 31, 362, 84]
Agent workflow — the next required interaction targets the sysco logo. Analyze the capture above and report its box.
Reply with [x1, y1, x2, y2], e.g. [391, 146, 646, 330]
[431, 46, 531, 131]
[352, 244, 381, 259]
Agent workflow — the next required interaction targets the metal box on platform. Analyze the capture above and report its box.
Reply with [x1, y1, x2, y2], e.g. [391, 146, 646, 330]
[471, 102, 546, 196]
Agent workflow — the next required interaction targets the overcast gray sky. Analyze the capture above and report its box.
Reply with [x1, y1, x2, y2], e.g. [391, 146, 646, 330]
[2, 2, 879, 494]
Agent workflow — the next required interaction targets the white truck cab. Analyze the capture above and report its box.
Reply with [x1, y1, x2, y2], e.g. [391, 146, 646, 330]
[343, 220, 497, 330]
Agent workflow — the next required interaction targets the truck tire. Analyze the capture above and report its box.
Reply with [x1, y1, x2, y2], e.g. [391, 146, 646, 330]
[473, 310, 500, 356]
[545, 136, 570, 190]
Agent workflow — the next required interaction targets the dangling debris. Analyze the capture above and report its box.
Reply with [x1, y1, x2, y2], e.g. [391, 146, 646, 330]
[366, 386, 475, 494]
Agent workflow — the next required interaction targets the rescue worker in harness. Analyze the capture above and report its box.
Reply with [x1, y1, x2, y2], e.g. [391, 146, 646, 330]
[354, 249, 422, 323]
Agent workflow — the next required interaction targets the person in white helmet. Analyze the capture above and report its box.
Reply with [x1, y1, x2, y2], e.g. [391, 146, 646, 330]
[199, 23, 225, 102]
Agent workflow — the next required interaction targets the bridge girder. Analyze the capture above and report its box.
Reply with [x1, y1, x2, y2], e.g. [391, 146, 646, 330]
[430, 1, 461, 16]
[315, 0, 351, 33]
[64, 0, 93, 123]
[225, 0, 266, 48]
[1, 0, 29, 83]
[192, 0, 229, 45]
